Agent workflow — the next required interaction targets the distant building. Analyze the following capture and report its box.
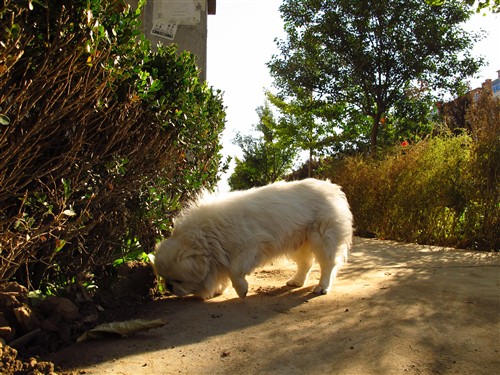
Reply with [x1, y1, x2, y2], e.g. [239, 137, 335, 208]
[491, 70, 500, 97]
[471, 70, 500, 101]
[126, 0, 216, 81]
[440, 69, 499, 132]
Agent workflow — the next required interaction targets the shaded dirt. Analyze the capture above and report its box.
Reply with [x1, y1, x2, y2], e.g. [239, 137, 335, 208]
[0, 261, 156, 375]
[47, 237, 499, 375]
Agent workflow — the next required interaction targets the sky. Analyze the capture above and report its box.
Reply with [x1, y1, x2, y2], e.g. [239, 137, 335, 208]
[206, 0, 499, 191]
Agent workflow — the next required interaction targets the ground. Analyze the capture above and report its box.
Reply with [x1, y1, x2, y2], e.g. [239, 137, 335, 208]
[47, 237, 498, 375]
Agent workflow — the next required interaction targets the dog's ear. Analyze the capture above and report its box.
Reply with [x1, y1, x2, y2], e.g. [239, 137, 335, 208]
[203, 236, 229, 268]
[177, 251, 210, 282]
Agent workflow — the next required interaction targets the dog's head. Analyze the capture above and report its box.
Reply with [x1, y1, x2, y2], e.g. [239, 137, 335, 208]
[153, 235, 211, 298]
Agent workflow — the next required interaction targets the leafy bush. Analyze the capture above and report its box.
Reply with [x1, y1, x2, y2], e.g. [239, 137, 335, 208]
[321, 127, 498, 250]
[464, 85, 499, 250]
[0, 0, 226, 289]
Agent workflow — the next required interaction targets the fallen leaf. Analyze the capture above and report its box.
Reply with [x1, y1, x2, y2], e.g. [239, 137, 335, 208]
[77, 318, 166, 342]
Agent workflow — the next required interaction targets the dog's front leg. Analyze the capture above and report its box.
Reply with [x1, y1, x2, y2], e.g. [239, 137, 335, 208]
[229, 273, 248, 298]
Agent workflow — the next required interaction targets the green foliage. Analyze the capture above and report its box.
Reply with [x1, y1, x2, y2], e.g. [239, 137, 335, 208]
[321, 127, 498, 250]
[268, 0, 484, 153]
[266, 90, 346, 175]
[427, 0, 500, 13]
[0, 0, 226, 288]
[228, 102, 296, 190]
[464, 84, 500, 249]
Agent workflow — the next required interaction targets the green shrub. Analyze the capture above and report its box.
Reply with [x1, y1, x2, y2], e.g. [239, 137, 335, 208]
[321, 129, 497, 250]
[0, 0, 226, 289]
[464, 85, 499, 249]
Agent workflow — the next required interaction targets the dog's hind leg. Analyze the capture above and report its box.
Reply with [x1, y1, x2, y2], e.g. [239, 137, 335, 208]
[286, 245, 314, 287]
[313, 259, 338, 295]
[313, 243, 348, 295]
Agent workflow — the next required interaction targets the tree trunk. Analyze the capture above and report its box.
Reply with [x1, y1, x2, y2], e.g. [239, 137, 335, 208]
[308, 147, 313, 177]
[370, 115, 380, 155]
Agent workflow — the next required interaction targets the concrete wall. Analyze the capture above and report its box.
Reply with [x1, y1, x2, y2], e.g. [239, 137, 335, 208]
[126, 0, 215, 81]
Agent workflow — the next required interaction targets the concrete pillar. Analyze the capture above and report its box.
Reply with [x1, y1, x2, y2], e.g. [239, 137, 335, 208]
[126, 0, 215, 81]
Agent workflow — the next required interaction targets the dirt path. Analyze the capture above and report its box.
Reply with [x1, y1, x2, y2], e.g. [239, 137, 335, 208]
[49, 238, 499, 375]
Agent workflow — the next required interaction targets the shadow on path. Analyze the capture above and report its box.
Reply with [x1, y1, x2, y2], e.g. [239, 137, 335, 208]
[48, 238, 499, 375]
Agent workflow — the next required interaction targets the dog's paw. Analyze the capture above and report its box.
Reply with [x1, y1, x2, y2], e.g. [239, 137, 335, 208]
[232, 278, 248, 298]
[235, 286, 248, 298]
[313, 285, 329, 295]
[286, 278, 304, 287]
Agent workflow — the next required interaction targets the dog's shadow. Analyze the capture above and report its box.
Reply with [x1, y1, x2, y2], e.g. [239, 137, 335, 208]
[49, 285, 321, 369]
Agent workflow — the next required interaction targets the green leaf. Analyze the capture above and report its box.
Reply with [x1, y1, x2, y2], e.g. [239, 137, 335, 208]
[0, 114, 10, 125]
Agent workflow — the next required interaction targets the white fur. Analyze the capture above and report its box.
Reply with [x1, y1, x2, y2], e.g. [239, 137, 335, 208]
[154, 178, 353, 299]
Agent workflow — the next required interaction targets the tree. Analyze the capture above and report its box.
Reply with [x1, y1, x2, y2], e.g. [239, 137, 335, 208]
[428, 0, 500, 13]
[228, 102, 296, 190]
[268, 0, 484, 153]
[266, 90, 345, 176]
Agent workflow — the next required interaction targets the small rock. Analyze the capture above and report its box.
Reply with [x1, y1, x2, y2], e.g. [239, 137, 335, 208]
[41, 316, 61, 332]
[43, 296, 81, 322]
[14, 306, 41, 332]
[0, 312, 15, 341]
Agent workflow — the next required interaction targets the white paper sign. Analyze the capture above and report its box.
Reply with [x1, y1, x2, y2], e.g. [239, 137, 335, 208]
[151, 20, 178, 40]
[151, 1, 205, 39]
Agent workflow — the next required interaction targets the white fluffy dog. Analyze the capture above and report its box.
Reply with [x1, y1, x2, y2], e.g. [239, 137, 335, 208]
[154, 178, 353, 299]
